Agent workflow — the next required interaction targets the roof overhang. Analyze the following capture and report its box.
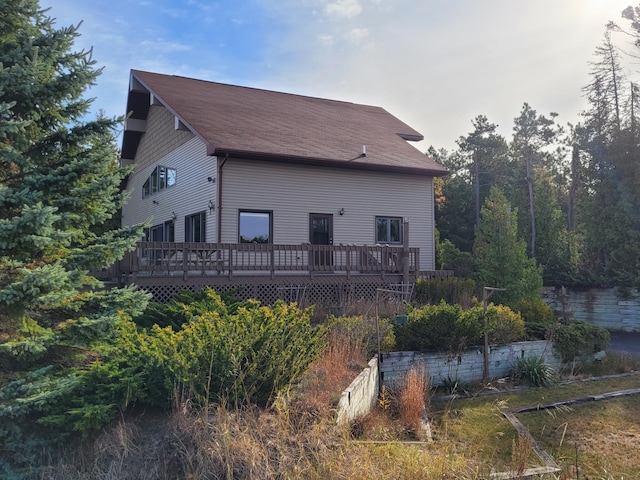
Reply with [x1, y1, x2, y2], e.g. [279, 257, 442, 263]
[212, 147, 448, 177]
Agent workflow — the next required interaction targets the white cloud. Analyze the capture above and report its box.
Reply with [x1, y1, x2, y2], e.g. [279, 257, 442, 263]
[324, 0, 363, 19]
[159, 7, 189, 19]
[257, 0, 637, 150]
[140, 39, 191, 54]
[318, 34, 335, 47]
[346, 28, 369, 44]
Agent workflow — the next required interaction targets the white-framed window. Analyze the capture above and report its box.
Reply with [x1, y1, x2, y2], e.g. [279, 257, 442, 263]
[142, 165, 177, 198]
[375, 216, 403, 244]
[239, 210, 272, 243]
[185, 211, 206, 242]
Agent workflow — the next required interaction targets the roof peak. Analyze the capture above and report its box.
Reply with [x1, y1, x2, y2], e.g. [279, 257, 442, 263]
[124, 69, 447, 176]
[131, 69, 368, 109]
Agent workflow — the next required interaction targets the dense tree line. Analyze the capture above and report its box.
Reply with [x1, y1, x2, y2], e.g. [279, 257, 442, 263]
[435, 9, 640, 290]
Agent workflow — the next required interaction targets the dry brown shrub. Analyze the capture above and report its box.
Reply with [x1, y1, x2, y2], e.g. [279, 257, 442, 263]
[293, 328, 367, 419]
[397, 365, 430, 437]
[167, 404, 342, 479]
[509, 434, 534, 478]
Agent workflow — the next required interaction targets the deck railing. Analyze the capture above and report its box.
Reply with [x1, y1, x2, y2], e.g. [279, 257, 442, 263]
[118, 242, 420, 279]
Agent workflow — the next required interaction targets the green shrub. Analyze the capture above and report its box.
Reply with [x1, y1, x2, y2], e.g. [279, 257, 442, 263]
[511, 298, 556, 324]
[553, 321, 610, 362]
[524, 322, 553, 340]
[414, 277, 476, 307]
[110, 295, 325, 408]
[135, 287, 246, 329]
[396, 301, 525, 352]
[463, 304, 525, 345]
[437, 238, 475, 278]
[511, 356, 556, 387]
[395, 301, 482, 352]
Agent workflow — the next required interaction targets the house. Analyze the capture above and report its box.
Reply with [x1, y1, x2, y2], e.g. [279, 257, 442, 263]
[118, 70, 448, 303]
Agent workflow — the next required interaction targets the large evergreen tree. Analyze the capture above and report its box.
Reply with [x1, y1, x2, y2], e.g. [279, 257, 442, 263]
[430, 146, 476, 253]
[571, 18, 640, 286]
[0, 0, 148, 472]
[473, 187, 542, 305]
[511, 103, 561, 258]
[456, 115, 508, 226]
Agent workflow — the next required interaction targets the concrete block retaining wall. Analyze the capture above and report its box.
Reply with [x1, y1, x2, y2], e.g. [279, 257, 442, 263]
[543, 287, 640, 332]
[336, 341, 562, 422]
[380, 341, 562, 387]
[336, 356, 379, 425]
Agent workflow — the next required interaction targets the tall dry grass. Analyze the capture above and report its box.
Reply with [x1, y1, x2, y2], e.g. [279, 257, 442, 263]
[397, 365, 431, 437]
[292, 327, 368, 418]
[509, 434, 534, 478]
[47, 403, 486, 480]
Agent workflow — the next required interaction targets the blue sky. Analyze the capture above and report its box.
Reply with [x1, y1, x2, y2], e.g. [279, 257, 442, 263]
[42, 0, 635, 150]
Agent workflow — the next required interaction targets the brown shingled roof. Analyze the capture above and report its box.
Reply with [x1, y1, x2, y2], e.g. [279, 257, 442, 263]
[124, 70, 447, 176]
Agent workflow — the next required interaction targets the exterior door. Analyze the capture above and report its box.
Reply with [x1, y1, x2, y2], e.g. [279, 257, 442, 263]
[309, 213, 333, 267]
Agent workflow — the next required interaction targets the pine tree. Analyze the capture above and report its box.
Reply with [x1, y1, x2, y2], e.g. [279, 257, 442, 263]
[511, 103, 560, 259]
[473, 187, 542, 306]
[0, 0, 149, 472]
[456, 115, 508, 226]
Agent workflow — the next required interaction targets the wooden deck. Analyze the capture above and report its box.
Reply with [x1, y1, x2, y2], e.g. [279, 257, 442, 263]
[96, 242, 453, 304]
[116, 242, 421, 280]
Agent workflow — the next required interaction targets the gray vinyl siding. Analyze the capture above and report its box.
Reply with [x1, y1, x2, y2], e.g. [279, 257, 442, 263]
[122, 137, 217, 242]
[220, 159, 436, 269]
[133, 105, 194, 172]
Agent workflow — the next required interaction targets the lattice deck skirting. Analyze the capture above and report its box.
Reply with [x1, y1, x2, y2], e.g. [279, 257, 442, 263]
[126, 272, 433, 308]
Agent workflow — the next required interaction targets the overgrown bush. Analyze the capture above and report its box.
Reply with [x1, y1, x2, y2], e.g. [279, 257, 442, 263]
[524, 322, 554, 341]
[325, 315, 395, 358]
[110, 294, 326, 408]
[463, 304, 525, 345]
[511, 356, 556, 387]
[135, 287, 247, 329]
[0, 291, 325, 478]
[414, 277, 476, 307]
[395, 302, 482, 351]
[511, 298, 555, 324]
[395, 302, 524, 352]
[437, 238, 475, 278]
[553, 321, 610, 362]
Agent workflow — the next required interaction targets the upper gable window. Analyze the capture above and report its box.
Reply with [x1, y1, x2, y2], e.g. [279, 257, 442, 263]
[142, 165, 176, 198]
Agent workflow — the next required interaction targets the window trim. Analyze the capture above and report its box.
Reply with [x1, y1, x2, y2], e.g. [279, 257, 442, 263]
[375, 216, 403, 245]
[238, 210, 273, 244]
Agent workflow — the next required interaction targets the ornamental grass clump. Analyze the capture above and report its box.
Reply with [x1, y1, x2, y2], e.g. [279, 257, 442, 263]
[511, 356, 556, 387]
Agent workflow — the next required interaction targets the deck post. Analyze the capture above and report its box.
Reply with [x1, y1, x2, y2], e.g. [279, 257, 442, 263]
[345, 248, 351, 279]
[270, 247, 275, 280]
[182, 244, 188, 280]
[402, 219, 410, 284]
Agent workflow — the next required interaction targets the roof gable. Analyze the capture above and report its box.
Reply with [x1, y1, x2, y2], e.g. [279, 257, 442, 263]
[122, 70, 447, 176]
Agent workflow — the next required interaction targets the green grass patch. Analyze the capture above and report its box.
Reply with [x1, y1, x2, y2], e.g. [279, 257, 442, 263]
[519, 395, 640, 479]
[430, 372, 640, 474]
